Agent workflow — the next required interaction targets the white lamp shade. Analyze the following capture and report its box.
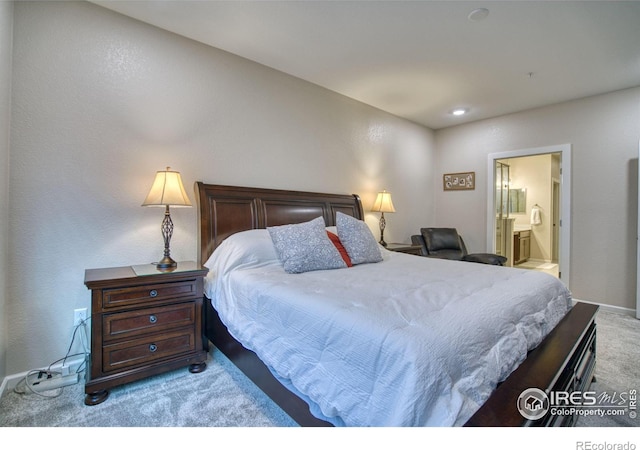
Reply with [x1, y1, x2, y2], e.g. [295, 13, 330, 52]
[372, 190, 396, 213]
[142, 168, 192, 207]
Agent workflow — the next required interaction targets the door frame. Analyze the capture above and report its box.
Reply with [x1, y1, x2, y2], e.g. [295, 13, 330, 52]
[552, 178, 560, 262]
[637, 140, 640, 319]
[486, 144, 571, 287]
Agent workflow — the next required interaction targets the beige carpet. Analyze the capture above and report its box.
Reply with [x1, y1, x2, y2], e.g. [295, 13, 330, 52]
[0, 347, 297, 427]
[575, 309, 639, 427]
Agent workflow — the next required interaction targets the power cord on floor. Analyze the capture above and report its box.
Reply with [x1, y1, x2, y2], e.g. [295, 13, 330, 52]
[13, 369, 65, 398]
[13, 316, 91, 398]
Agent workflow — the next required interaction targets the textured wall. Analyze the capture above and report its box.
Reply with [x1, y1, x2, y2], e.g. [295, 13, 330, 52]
[10, 1, 636, 381]
[0, 1, 13, 381]
[8, 2, 435, 375]
[435, 87, 640, 311]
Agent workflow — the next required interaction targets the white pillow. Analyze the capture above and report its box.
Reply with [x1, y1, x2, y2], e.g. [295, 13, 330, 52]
[203, 229, 279, 276]
[336, 212, 383, 265]
[268, 216, 347, 274]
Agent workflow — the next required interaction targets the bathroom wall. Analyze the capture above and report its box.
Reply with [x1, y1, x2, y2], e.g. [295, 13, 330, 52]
[506, 154, 554, 262]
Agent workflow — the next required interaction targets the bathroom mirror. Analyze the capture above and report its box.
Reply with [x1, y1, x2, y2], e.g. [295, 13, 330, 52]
[509, 188, 526, 214]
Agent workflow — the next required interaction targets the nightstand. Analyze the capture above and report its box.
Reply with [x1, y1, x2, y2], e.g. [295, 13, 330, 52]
[83, 261, 208, 406]
[385, 243, 423, 256]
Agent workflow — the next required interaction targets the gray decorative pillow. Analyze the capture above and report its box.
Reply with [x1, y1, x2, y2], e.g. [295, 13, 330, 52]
[336, 212, 383, 265]
[268, 216, 347, 274]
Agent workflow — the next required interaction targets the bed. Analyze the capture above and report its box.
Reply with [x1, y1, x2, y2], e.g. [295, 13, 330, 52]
[196, 182, 598, 427]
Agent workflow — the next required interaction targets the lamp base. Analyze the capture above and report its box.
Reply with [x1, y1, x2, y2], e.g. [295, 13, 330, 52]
[156, 256, 177, 270]
[156, 205, 177, 271]
[379, 213, 387, 247]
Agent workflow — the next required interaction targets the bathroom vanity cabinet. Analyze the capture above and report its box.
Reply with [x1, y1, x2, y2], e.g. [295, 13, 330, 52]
[513, 230, 531, 264]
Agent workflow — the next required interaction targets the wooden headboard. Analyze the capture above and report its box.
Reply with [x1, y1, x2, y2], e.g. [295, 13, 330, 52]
[195, 182, 364, 265]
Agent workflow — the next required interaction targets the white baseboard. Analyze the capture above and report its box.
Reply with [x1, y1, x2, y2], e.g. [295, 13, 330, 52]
[0, 354, 86, 398]
[0, 375, 9, 399]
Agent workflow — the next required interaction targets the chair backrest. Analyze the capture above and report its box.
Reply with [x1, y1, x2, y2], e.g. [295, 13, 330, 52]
[419, 228, 468, 260]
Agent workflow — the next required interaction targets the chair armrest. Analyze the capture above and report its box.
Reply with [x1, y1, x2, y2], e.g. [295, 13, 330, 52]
[410, 235, 427, 256]
[462, 253, 507, 266]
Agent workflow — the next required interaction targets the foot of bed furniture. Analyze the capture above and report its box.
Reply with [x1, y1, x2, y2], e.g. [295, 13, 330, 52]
[465, 302, 599, 427]
[84, 389, 109, 406]
[189, 361, 207, 373]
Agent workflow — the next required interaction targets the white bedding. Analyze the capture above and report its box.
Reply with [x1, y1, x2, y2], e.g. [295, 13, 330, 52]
[204, 229, 572, 427]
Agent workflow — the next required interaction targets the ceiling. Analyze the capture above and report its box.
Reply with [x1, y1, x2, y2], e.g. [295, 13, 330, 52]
[92, 0, 640, 130]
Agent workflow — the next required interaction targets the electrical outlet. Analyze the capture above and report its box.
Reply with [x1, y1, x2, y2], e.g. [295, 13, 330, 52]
[74, 308, 87, 327]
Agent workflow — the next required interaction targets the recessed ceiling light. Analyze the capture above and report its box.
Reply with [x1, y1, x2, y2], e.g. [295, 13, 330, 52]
[468, 8, 490, 22]
[452, 108, 467, 116]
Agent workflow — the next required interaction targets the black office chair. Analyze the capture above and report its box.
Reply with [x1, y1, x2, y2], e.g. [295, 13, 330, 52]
[411, 227, 507, 266]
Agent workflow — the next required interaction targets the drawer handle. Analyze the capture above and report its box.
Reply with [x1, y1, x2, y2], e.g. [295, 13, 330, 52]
[149, 315, 157, 324]
[149, 289, 158, 298]
[149, 344, 157, 353]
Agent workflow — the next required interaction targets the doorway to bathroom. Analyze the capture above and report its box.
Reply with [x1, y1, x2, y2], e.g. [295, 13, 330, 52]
[487, 144, 571, 287]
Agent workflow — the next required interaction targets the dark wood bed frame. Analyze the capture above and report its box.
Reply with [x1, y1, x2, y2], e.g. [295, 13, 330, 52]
[195, 182, 599, 427]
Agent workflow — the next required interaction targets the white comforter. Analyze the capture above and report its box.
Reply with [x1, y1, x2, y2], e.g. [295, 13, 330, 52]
[204, 230, 572, 427]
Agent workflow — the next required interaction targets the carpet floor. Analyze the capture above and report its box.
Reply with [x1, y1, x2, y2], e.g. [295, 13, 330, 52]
[0, 347, 297, 427]
[0, 309, 637, 428]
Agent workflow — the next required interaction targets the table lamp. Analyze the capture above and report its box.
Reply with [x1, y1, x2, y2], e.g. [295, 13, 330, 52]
[142, 167, 192, 269]
[371, 190, 395, 247]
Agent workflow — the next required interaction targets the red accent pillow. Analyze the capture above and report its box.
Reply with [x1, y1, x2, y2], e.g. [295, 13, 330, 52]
[326, 231, 353, 267]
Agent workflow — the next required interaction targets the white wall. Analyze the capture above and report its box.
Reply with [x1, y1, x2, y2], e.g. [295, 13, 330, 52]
[8, 0, 637, 380]
[7, 2, 435, 375]
[435, 87, 640, 311]
[0, 1, 14, 382]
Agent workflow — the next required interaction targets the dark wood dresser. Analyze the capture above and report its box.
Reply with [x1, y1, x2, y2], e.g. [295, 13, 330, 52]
[83, 261, 208, 405]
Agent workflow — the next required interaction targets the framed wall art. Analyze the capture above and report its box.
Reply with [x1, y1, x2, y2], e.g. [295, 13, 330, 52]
[443, 172, 475, 191]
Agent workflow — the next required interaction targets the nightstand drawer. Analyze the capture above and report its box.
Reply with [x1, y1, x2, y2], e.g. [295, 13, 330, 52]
[103, 302, 196, 342]
[103, 280, 198, 309]
[102, 329, 196, 372]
